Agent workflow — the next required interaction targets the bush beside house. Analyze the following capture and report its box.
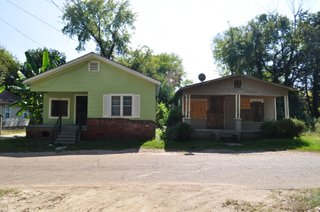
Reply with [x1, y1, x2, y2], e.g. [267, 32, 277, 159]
[261, 118, 305, 139]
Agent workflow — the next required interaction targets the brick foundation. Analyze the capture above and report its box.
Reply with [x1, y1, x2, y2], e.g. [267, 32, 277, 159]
[84, 118, 156, 140]
[26, 125, 54, 140]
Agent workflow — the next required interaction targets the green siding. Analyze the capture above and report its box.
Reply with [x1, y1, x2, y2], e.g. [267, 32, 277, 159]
[32, 59, 157, 124]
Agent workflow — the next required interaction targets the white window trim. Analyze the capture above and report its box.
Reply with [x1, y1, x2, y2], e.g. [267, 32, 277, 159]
[88, 61, 100, 72]
[111, 94, 133, 118]
[103, 94, 140, 118]
[250, 98, 264, 103]
[49, 98, 70, 119]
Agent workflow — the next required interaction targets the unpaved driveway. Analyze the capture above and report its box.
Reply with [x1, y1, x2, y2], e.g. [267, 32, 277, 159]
[0, 151, 319, 211]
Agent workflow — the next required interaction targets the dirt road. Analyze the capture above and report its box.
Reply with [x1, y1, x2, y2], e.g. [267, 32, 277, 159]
[0, 151, 319, 211]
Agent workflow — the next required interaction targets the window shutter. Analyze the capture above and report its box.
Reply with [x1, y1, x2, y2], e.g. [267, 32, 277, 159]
[103, 94, 111, 117]
[132, 95, 140, 118]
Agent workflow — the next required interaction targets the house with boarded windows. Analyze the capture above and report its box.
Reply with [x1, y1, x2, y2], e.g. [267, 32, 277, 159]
[24, 52, 160, 143]
[177, 74, 294, 139]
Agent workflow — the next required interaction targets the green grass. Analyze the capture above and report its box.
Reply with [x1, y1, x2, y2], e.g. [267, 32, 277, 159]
[140, 139, 164, 149]
[0, 188, 19, 198]
[66, 139, 149, 151]
[0, 132, 319, 153]
[0, 138, 55, 152]
[286, 188, 320, 211]
[296, 132, 320, 152]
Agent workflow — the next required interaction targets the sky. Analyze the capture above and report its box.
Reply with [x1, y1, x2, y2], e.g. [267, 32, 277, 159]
[1, 0, 320, 83]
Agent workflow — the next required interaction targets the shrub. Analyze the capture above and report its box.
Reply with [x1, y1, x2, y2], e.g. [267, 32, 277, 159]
[166, 105, 182, 127]
[261, 118, 305, 139]
[165, 122, 193, 142]
[156, 102, 169, 130]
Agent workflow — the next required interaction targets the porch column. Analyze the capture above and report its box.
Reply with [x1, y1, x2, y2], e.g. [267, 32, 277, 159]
[284, 95, 289, 119]
[274, 97, 277, 120]
[234, 94, 242, 133]
[188, 94, 191, 118]
[183, 94, 191, 120]
[182, 94, 185, 118]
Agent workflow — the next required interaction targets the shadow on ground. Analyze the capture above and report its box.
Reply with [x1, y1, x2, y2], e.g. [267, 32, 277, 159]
[164, 137, 310, 154]
[0, 136, 311, 157]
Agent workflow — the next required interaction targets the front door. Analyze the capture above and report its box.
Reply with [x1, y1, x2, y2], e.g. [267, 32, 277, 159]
[76, 96, 88, 125]
[207, 96, 224, 129]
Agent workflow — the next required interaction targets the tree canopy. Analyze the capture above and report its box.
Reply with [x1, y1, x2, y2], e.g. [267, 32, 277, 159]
[212, 11, 320, 119]
[62, 0, 136, 59]
[9, 48, 66, 124]
[0, 46, 20, 88]
[117, 46, 185, 104]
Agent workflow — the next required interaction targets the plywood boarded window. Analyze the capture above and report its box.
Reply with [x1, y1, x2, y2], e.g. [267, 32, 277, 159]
[190, 99, 207, 119]
[241, 98, 264, 122]
[241, 97, 251, 110]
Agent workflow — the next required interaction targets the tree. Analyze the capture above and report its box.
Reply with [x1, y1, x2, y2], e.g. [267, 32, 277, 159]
[118, 46, 185, 104]
[62, 0, 136, 59]
[10, 49, 66, 124]
[212, 13, 314, 120]
[298, 12, 320, 118]
[213, 13, 302, 87]
[0, 46, 20, 87]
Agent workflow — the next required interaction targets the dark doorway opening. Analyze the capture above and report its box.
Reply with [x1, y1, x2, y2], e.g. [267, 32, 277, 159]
[207, 96, 224, 129]
[76, 96, 88, 125]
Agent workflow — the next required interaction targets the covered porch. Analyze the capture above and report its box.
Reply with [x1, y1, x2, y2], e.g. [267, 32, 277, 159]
[182, 94, 289, 134]
[26, 92, 88, 143]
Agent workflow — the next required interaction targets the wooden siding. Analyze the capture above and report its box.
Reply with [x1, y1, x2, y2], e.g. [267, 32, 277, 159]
[182, 76, 289, 97]
[31, 59, 157, 124]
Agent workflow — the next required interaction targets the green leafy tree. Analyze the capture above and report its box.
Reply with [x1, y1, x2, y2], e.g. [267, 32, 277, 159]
[298, 12, 320, 118]
[10, 49, 66, 124]
[156, 102, 169, 129]
[213, 13, 302, 87]
[118, 46, 185, 104]
[0, 46, 20, 87]
[62, 0, 136, 59]
[212, 12, 313, 120]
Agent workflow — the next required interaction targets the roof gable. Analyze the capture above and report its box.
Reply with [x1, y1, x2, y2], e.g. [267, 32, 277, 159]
[0, 90, 20, 104]
[23, 52, 160, 86]
[177, 74, 295, 96]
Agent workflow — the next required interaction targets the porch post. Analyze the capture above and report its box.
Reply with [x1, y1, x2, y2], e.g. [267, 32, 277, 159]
[274, 97, 277, 120]
[188, 94, 191, 118]
[234, 94, 242, 134]
[182, 94, 185, 119]
[284, 95, 289, 119]
[0, 115, 2, 135]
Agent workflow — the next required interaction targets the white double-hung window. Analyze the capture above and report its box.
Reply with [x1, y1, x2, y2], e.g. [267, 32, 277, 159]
[103, 94, 140, 118]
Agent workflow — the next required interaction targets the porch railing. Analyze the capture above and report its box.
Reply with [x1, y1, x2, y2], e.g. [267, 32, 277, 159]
[51, 115, 62, 143]
[75, 123, 81, 143]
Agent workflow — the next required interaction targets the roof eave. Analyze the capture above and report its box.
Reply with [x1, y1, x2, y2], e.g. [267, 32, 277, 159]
[23, 52, 161, 86]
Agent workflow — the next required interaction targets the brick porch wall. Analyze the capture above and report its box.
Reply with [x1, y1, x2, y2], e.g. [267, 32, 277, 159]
[84, 118, 156, 140]
[26, 125, 54, 140]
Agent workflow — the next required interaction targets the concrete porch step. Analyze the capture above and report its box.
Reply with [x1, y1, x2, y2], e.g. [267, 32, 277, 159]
[54, 125, 78, 145]
[192, 129, 240, 142]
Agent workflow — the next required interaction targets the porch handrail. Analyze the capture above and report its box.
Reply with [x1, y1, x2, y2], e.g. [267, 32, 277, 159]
[75, 123, 81, 143]
[51, 115, 62, 143]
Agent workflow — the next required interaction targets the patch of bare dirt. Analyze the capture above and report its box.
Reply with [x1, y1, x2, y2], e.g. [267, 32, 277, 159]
[0, 183, 294, 212]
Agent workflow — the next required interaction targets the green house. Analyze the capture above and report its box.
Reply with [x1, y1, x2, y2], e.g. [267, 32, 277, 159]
[24, 52, 160, 141]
